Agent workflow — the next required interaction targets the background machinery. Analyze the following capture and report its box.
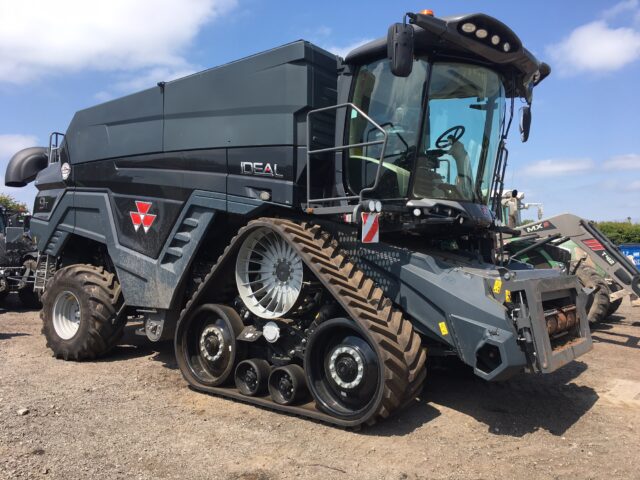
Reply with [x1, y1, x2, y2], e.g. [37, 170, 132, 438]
[5, 11, 592, 426]
[504, 213, 640, 323]
[501, 189, 543, 228]
[0, 207, 40, 308]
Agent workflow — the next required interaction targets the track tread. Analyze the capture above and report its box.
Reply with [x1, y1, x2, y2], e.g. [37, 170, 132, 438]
[175, 218, 427, 426]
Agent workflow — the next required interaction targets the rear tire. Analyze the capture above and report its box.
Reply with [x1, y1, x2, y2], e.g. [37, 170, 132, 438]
[41, 264, 125, 360]
[607, 283, 623, 316]
[576, 266, 610, 324]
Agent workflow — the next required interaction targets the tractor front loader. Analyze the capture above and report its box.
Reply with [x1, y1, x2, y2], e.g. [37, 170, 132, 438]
[504, 213, 640, 323]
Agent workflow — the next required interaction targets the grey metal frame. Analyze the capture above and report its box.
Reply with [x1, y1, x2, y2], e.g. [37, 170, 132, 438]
[306, 103, 388, 211]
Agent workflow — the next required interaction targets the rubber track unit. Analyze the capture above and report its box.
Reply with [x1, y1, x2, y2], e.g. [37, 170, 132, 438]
[175, 218, 427, 427]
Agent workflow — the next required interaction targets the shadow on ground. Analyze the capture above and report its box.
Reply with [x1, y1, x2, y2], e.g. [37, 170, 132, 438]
[591, 316, 640, 350]
[0, 331, 29, 340]
[97, 324, 177, 369]
[0, 292, 41, 313]
[99, 327, 598, 437]
[366, 359, 597, 437]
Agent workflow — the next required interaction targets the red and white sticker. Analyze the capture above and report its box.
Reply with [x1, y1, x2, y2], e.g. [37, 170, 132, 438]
[583, 238, 604, 251]
[361, 212, 379, 243]
[130, 201, 156, 233]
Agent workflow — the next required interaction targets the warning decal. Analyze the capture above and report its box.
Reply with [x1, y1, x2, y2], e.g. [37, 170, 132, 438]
[361, 212, 380, 244]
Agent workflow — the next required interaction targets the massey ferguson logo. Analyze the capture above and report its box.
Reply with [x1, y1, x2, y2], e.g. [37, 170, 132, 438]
[129, 201, 156, 233]
[240, 162, 283, 178]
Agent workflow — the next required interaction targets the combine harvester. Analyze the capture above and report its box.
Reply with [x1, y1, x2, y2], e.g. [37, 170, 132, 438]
[6, 10, 592, 426]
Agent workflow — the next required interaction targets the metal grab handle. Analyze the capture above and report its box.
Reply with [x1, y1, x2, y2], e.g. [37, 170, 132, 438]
[306, 103, 389, 208]
[48, 132, 65, 164]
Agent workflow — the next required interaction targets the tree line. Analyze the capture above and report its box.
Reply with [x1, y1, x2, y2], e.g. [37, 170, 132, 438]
[595, 222, 640, 245]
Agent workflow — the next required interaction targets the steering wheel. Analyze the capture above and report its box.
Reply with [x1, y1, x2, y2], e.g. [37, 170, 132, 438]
[435, 125, 465, 148]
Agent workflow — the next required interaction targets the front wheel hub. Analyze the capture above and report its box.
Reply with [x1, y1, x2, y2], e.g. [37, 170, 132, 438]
[235, 227, 304, 319]
[275, 260, 292, 283]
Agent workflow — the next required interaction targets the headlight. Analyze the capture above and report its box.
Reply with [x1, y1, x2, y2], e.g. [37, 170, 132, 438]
[503, 42, 511, 52]
[461, 22, 476, 33]
[475, 29, 488, 39]
[491, 35, 500, 45]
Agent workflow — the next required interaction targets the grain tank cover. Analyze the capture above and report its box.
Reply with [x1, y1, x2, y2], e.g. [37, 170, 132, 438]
[163, 41, 337, 152]
[63, 41, 338, 164]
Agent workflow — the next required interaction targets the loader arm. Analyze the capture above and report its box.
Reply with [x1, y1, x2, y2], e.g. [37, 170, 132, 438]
[511, 213, 640, 300]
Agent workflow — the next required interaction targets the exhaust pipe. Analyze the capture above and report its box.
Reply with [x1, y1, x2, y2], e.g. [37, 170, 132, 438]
[5, 147, 48, 187]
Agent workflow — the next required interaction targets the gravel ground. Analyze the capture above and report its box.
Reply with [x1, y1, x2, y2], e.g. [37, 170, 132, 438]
[1, 296, 639, 480]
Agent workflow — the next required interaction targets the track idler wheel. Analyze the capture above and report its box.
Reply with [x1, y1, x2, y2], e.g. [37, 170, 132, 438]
[268, 364, 307, 405]
[305, 318, 385, 423]
[175, 304, 245, 387]
[235, 359, 270, 396]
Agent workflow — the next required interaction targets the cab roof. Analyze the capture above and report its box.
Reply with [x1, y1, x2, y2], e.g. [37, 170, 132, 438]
[344, 12, 550, 100]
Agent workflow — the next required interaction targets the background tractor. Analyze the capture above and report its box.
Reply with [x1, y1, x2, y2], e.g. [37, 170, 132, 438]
[0, 207, 40, 308]
[503, 212, 640, 323]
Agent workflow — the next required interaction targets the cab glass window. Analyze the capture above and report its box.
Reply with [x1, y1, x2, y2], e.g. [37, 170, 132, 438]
[347, 58, 429, 198]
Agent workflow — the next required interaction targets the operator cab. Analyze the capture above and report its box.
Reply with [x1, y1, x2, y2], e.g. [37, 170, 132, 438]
[308, 11, 550, 232]
[347, 59, 504, 206]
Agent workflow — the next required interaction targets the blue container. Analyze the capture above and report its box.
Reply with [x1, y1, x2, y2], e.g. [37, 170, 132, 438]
[619, 244, 640, 269]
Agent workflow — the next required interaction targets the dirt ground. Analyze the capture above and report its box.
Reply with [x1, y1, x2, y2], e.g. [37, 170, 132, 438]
[1, 297, 639, 480]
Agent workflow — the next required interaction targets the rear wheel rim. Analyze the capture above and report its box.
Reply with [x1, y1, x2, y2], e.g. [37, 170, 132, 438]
[52, 290, 81, 340]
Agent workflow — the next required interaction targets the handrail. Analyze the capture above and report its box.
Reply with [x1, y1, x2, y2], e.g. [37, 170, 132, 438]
[48, 132, 65, 164]
[306, 103, 389, 209]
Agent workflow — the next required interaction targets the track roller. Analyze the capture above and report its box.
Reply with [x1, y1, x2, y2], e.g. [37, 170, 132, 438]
[268, 364, 307, 405]
[235, 359, 270, 396]
[305, 317, 385, 423]
[175, 303, 245, 387]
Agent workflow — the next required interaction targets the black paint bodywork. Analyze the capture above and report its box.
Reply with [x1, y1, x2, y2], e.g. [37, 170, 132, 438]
[7, 18, 592, 380]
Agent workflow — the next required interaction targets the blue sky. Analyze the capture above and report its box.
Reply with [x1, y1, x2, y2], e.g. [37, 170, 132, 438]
[1, 0, 639, 221]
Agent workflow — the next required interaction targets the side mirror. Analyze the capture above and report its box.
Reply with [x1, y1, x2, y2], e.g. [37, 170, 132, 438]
[519, 105, 531, 142]
[387, 23, 414, 77]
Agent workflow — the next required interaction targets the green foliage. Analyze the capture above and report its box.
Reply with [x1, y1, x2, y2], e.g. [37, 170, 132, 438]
[595, 221, 640, 245]
[0, 193, 28, 213]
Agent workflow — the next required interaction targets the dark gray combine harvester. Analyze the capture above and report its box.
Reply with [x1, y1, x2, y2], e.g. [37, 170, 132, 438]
[6, 11, 592, 426]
